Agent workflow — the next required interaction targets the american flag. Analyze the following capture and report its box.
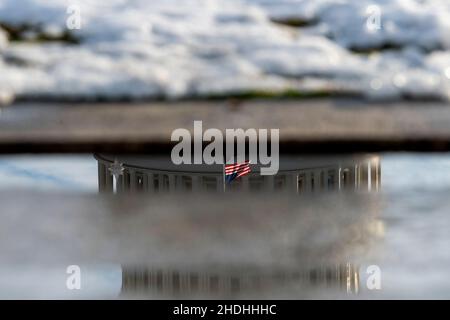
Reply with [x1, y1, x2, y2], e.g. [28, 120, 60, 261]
[224, 160, 251, 183]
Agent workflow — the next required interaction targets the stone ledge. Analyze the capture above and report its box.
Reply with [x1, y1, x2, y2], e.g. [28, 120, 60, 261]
[1, 99, 450, 153]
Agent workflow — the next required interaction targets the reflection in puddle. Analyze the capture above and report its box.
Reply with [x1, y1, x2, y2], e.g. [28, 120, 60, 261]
[92, 154, 381, 299]
[1, 153, 450, 298]
[0, 155, 97, 192]
[95, 154, 381, 194]
[121, 264, 360, 298]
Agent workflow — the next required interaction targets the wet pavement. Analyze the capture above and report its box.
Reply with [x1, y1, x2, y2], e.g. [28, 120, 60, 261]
[0, 153, 449, 299]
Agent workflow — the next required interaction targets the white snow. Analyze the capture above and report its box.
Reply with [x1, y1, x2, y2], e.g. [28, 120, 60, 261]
[0, 0, 450, 101]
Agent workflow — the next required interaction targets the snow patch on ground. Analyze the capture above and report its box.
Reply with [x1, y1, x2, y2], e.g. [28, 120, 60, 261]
[0, 0, 450, 101]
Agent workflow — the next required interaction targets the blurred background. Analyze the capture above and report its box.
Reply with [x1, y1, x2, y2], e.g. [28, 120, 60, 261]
[1, 0, 450, 103]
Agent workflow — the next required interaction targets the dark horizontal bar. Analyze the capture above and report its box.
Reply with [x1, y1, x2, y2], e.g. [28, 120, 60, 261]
[0, 138, 450, 154]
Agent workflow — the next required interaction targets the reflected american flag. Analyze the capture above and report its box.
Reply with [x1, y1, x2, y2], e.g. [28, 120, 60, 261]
[224, 161, 251, 183]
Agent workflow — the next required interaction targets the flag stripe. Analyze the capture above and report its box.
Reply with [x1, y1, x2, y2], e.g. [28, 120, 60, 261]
[225, 161, 249, 171]
[225, 165, 250, 175]
[236, 168, 251, 178]
[225, 164, 250, 174]
[225, 164, 247, 172]
[225, 167, 249, 174]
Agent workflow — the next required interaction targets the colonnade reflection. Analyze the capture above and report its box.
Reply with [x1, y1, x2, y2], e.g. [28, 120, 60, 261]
[96, 154, 381, 194]
[94, 154, 382, 298]
[120, 264, 360, 298]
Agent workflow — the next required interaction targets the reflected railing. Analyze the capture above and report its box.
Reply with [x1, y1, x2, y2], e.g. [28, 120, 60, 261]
[120, 264, 360, 298]
[95, 154, 381, 195]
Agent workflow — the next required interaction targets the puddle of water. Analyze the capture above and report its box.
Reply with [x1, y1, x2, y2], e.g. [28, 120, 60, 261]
[0, 153, 449, 299]
[0, 155, 98, 192]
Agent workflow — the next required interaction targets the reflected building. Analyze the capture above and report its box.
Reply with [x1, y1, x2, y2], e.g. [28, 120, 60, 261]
[95, 154, 381, 194]
[120, 264, 360, 298]
[94, 154, 381, 298]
